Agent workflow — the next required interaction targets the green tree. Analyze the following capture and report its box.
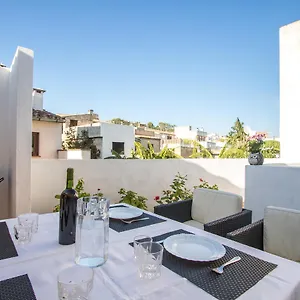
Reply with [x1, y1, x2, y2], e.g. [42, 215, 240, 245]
[147, 122, 155, 129]
[62, 128, 77, 150]
[226, 118, 248, 149]
[219, 118, 248, 158]
[131, 142, 181, 159]
[189, 141, 213, 158]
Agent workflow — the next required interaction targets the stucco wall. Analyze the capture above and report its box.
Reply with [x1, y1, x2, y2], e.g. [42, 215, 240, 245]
[280, 21, 300, 162]
[0, 67, 10, 218]
[30, 158, 278, 214]
[32, 121, 63, 159]
[101, 123, 135, 158]
[246, 164, 300, 221]
[9, 47, 33, 217]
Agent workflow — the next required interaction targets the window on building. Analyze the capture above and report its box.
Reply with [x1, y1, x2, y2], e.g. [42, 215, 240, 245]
[32, 132, 40, 156]
[112, 142, 124, 154]
[69, 120, 78, 127]
[167, 135, 172, 140]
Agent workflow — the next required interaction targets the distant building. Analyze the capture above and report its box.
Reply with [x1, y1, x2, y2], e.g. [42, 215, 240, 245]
[174, 126, 207, 141]
[32, 88, 65, 158]
[61, 111, 135, 158]
[135, 128, 161, 152]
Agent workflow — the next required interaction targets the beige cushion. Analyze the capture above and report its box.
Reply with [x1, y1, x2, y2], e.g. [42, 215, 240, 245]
[191, 188, 243, 224]
[264, 206, 300, 261]
[184, 220, 204, 230]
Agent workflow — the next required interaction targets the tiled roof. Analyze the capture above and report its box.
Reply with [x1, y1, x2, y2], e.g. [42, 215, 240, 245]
[32, 109, 65, 123]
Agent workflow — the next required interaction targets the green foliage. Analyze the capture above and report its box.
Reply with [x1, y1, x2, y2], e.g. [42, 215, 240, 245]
[156, 173, 192, 205]
[118, 188, 148, 210]
[262, 140, 280, 158]
[219, 118, 248, 158]
[189, 141, 213, 158]
[62, 129, 100, 159]
[130, 142, 181, 159]
[147, 122, 155, 129]
[226, 118, 249, 149]
[155, 173, 219, 205]
[221, 148, 248, 158]
[194, 178, 219, 190]
[62, 128, 77, 150]
[110, 118, 175, 132]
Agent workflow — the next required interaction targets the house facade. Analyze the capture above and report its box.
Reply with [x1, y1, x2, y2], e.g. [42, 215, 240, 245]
[32, 88, 64, 159]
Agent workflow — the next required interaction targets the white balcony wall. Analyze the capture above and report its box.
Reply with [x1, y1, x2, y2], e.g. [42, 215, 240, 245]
[0, 47, 33, 218]
[31, 158, 278, 214]
[0, 66, 10, 219]
[280, 21, 300, 162]
[246, 164, 300, 222]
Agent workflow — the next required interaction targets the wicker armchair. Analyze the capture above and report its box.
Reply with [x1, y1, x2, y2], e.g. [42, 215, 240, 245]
[154, 198, 252, 237]
[226, 219, 264, 250]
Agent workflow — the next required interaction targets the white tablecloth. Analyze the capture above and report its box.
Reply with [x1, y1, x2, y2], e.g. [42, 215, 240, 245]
[1, 207, 300, 300]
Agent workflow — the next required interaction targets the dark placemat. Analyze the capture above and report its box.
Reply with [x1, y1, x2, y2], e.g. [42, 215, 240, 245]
[109, 209, 166, 232]
[0, 274, 37, 300]
[0, 222, 18, 260]
[131, 230, 277, 300]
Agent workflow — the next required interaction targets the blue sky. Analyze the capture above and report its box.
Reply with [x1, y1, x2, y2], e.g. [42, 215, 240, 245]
[1, 1, 300, 136]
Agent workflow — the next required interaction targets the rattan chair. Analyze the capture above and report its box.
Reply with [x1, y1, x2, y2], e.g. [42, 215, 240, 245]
[154, 188, 252, 237]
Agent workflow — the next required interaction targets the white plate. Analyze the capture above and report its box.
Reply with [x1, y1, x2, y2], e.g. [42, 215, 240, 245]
[163, 234, 226, 262]
[109, 207, 143, 220]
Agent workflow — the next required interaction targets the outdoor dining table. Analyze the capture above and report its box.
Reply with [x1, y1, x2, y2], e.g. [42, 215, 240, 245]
[1, 204, 300, 300]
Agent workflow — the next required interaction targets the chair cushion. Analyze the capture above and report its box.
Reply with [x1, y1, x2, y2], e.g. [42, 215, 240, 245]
[184, 220, 204, 230]
[264, 206, 300, 261]
[191, 188, 243, 224]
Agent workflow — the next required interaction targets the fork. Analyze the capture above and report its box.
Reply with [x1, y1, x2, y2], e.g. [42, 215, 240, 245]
[212, 256, 241, 274]
[120, 217, 149, 224]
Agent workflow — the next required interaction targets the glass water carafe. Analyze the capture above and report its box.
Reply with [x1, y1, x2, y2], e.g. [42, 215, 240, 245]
[75, 196, 109, 268]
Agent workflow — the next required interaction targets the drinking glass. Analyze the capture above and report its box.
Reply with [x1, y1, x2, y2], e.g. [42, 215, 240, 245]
[18, 213, 39, 233]
[136, 241, 163, 280]
[133, 235, 152, 259]
[58, 265, 94, 300]
[14, 222, 33, 245]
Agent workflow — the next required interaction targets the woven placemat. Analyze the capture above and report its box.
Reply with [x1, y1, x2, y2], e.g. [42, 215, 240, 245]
[0, 274, 37, 300]
[132, 230, 277, 300]
[0, 222, 18, 260]
[109, 206, 166, 232]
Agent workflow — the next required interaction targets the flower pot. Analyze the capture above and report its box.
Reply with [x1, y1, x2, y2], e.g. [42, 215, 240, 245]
[248, 152, 264, 165]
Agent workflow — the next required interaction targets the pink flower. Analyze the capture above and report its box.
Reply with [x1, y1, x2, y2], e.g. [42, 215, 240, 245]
[154, 196, 160, 201]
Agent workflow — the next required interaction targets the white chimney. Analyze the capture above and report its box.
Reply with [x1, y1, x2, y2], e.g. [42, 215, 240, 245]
[32, 88, 46, 110]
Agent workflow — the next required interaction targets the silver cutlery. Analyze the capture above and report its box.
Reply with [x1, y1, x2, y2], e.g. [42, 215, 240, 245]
[120, 217, 149, 224]
[212, 256, 241, 274]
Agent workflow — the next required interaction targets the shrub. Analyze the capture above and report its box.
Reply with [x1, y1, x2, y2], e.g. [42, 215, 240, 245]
[154, 173, 219, 205]
[118, 188, 148, 210]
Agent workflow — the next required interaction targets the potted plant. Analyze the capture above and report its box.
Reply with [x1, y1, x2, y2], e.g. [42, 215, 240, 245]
[247, 133, 266, 165]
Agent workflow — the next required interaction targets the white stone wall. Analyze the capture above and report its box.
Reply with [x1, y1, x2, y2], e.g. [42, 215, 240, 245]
[30, 158, 278, 214]
[32, 121, 63, 159]
[57, 150, 91, 160]
[246, 164, 300, 221]
[0, 47, 33, 218]
[101, 122, 135, 158]
[0, 66, 10, 219]
[280, 21, 300, 162]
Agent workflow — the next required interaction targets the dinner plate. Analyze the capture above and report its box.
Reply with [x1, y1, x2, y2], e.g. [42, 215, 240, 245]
[109, 207, 143, 220]
[163, 234, 226, 262]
